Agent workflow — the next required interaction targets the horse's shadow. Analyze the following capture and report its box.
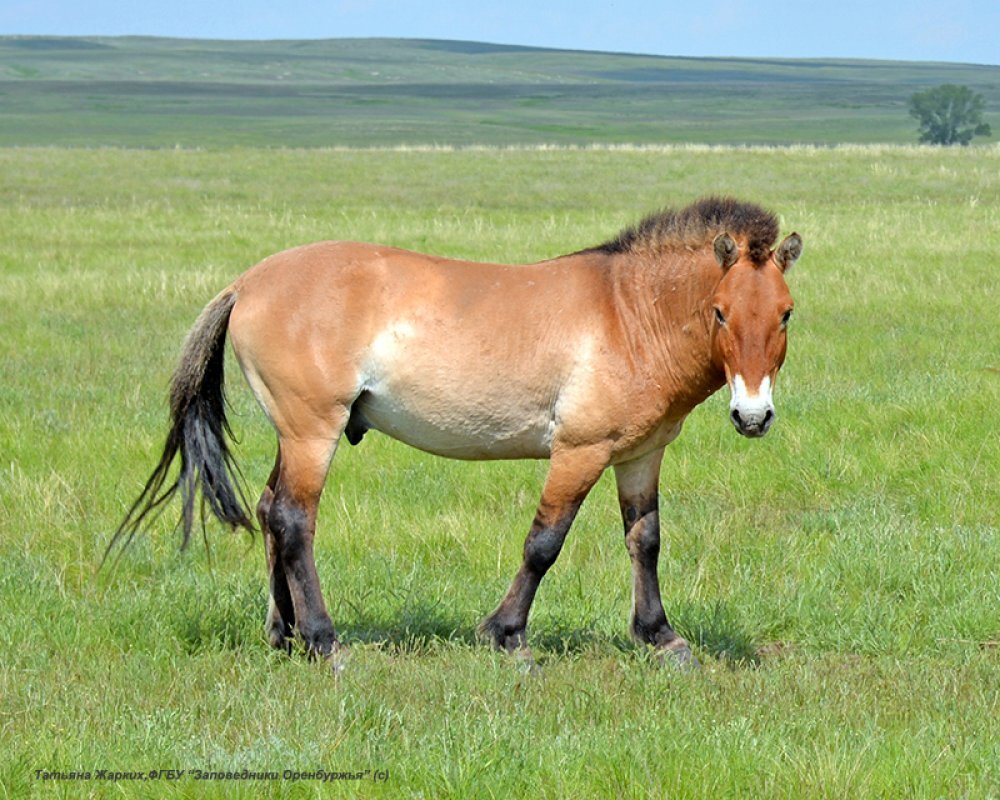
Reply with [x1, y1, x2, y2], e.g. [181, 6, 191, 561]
[332, 598, 766, 666]
[169, 581, 766, 666]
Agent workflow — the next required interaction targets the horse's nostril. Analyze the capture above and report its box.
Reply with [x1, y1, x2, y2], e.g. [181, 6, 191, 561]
[731, 409, 743, 427]
[763, 409, 774, 426]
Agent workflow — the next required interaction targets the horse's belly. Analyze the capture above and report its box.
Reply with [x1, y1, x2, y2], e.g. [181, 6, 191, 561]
[352, 388, 554, 460]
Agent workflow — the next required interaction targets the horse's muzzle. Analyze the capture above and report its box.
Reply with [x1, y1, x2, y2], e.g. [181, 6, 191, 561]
[730, 405, 775, 438]
[727, 374, 776, 438]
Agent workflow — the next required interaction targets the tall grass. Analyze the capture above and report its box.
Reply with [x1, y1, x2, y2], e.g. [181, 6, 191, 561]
[0, 146, 997, 798]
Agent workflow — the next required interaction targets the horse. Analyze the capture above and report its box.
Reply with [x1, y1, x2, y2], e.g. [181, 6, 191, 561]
[114, 196, 801, 667]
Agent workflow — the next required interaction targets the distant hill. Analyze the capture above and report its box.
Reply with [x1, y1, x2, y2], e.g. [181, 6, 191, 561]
[0, 36, 997, 147]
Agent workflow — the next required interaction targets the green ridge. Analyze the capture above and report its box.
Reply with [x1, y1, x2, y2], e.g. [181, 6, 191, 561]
[0, 35, 997, 146]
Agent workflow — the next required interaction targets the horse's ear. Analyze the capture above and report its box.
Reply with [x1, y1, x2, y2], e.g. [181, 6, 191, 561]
[713, 233, 739, 271]
[774, 233, 803, 273]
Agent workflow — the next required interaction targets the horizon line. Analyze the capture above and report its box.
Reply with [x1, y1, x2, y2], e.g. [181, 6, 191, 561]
[1, 33, 997, 70]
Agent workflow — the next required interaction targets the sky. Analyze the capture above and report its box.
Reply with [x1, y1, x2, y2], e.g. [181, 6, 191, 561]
[2, 0, 998, 66]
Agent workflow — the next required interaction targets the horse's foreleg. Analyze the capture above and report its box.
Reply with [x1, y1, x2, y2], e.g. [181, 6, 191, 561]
[480, 443, 609, 654]
[267, 435, 341, 658]
[614, 448, 696, 667]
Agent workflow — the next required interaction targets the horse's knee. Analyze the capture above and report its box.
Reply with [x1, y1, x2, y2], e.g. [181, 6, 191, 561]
[635, 524, 660, 561]
[523, 524, 565, 576]
[626, 511, 660, 562]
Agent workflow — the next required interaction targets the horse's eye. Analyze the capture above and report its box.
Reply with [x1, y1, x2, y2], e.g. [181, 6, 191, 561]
[781, 309, 793, 327]
[714, 307, 727, 326]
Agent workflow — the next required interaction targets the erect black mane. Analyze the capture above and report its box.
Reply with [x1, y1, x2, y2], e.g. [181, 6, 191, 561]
[584, 196, 780, 266]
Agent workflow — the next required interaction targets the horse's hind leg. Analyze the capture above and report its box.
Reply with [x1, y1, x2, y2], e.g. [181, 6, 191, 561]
[267, 429, 343, 658]
[258, 450, 295, 652]
[613, 448, 696, 667]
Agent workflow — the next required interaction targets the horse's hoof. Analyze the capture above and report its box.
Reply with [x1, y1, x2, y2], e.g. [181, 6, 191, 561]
[513, 645, 542, 675]
[657, 638, 700, 670]
[326, 642, 350, 676]
[266, 623, 293, 655]
[478, 614, 527, 654]
[299, 619, 341, 661]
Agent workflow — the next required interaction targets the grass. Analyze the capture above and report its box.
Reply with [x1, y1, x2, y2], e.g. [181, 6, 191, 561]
[0, 36, 998, 147]
[0, 145, 998, 798]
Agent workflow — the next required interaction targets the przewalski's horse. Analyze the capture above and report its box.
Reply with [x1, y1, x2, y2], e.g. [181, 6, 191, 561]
[115, 196, 801, 666]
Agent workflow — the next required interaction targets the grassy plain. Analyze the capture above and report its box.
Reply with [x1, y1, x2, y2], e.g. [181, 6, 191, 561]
[1, 36, 999, 147]
[0, 145, 998, 798]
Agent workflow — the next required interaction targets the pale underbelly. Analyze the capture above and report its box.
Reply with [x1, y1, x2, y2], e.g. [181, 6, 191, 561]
[351, 389, 554, 460]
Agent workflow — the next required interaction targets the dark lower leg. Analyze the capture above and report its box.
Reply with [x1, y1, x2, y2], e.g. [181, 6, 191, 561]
[480, 513, 576, 652]
[263, 531, 295, 651]
[622, 500, 695, 665]
[258, 458, 295, 652]
[268, 492, 338, 657]
[481, 445, 609, 653]
[623, 503, 679, 647]
[615, 450, 694, 665]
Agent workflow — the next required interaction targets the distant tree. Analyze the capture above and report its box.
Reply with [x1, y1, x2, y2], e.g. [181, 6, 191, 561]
[908, 84, 992, 146]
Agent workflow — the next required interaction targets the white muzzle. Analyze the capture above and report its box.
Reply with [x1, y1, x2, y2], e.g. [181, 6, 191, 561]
[729, 374, 775, 438]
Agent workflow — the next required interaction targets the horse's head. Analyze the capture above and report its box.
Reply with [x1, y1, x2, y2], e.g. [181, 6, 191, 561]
[710, 231, 802, 438]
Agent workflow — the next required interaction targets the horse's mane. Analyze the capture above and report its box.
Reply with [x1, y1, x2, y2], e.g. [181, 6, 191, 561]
[583, 196, 780, 266]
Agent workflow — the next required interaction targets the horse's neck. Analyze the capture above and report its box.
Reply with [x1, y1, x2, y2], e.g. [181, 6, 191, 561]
[609, 251, 725, 408]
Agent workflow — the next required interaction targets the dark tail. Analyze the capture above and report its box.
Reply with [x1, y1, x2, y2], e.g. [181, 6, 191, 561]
[107, 287, 254, 563]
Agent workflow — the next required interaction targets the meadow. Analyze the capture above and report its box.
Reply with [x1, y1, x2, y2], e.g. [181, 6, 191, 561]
[0, 144, 998, 798]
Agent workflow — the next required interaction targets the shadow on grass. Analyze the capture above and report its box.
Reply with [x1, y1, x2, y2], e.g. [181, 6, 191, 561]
[675, 600, 764, 666]
[338, 598, 765, 666]
[163, 581, 764, 667]
[167, 579, 267, 655]
[340, 598, 479, 651]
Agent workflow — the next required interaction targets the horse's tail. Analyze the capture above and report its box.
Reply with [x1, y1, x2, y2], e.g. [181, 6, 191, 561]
[107, 286, 254, 562]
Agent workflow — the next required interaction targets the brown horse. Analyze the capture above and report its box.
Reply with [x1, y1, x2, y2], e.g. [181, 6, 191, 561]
[115, 196, 801, 666]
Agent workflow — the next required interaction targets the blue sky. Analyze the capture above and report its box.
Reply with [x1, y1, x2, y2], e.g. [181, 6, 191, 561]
[2, 0, 997, 65]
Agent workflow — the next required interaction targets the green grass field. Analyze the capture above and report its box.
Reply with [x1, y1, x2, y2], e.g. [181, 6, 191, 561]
[1, 36, 998, 147]
[1, 144, 998, 798]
